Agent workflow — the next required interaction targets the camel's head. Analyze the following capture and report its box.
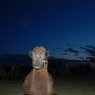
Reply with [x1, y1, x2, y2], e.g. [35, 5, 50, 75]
[29, 46, 49, 69]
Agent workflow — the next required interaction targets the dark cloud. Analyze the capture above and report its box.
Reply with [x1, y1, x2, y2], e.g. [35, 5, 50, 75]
[65, 48, 79, 54]
[80, 46, 85, 50]
[86, 45, 95, 50]
[64, 50, 68, 52]
[61, 53, 67, 55]
[78, 57, 84, 60]
[52, 48, 63, 51]
[74, 53, 79, 56]
[85, 57, 90, 60]
[85, 48, 95, 57]
[80, 45, 95, 57]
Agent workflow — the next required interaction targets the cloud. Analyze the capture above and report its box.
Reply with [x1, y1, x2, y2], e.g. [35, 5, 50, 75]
[80, 46, 85, 50]
[80, 45, 95, 57]
[86, 45, 95, 50]
[64, 50, 68, 52]
[85, 57, 90, 60]
[61, 53, 67, 55]
[65, 48, 79, 54]
[85, 48, 95, 57]
[74, 53, 79, 56]
[52, 48, 63, 51]
[78, 57, 84, 60]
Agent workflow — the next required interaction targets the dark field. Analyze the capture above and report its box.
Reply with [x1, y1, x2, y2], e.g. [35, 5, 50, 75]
[0, 75, 95, 95]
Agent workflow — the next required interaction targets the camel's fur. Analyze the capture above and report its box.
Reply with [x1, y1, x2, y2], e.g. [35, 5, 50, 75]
[23, 47, 56, 95]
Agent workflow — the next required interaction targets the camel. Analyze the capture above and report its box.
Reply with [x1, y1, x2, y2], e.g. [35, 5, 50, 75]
[23, 46, 57, 95]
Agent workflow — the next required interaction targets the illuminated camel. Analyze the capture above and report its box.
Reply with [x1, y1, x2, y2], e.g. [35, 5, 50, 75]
[23, 46, 57, 95]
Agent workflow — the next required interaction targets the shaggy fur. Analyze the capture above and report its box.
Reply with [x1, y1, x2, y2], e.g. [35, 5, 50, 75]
[23, 47, 57, 95]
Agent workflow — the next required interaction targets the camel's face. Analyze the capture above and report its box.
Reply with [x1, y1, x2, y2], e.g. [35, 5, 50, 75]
[29, 47, 49, 69]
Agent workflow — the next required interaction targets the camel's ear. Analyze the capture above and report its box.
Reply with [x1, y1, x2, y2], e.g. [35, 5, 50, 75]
[29, 50, 32, 58]
[45, 51, 49, 57]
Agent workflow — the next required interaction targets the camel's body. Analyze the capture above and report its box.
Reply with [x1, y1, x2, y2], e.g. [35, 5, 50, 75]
[23, 46, 56, 95]
[24, 67, 54, 95]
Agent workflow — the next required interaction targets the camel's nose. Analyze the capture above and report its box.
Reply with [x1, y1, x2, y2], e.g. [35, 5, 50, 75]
[35, 51, 44, 59]
[36, 53, 41, 59]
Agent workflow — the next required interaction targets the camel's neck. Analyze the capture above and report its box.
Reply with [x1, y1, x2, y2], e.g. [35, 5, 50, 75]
[31, 66, 49, 95]
[32, 61, 49, 81]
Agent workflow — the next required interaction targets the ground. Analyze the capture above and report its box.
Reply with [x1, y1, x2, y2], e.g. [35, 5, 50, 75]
[0, 75, 95, 95]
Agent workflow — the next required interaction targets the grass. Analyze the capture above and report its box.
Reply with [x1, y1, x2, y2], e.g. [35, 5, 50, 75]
[0, 79, 23, 95]
[54, 76, 95, 95]
[0, 76, 95, 95]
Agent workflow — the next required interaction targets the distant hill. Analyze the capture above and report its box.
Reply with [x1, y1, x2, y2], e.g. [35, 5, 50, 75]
[0, 54, 58, 66]
[0, 54, 90, 67]
[0, 54, 31, 66]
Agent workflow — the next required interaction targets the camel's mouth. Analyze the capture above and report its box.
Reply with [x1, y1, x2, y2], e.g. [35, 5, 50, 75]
[33, 64, 44, 69]
[32, 59, 48, 70]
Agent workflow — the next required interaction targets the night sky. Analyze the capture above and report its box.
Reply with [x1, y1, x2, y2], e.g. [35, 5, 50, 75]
[1, 0, 95, 60]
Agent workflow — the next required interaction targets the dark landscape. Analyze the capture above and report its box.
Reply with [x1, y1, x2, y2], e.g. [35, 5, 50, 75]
[1, 0, 95, 95]
[0, 54, 95, 95]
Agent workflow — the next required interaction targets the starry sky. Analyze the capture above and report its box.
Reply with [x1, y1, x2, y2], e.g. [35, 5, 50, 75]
[1, 0, 95, 60]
